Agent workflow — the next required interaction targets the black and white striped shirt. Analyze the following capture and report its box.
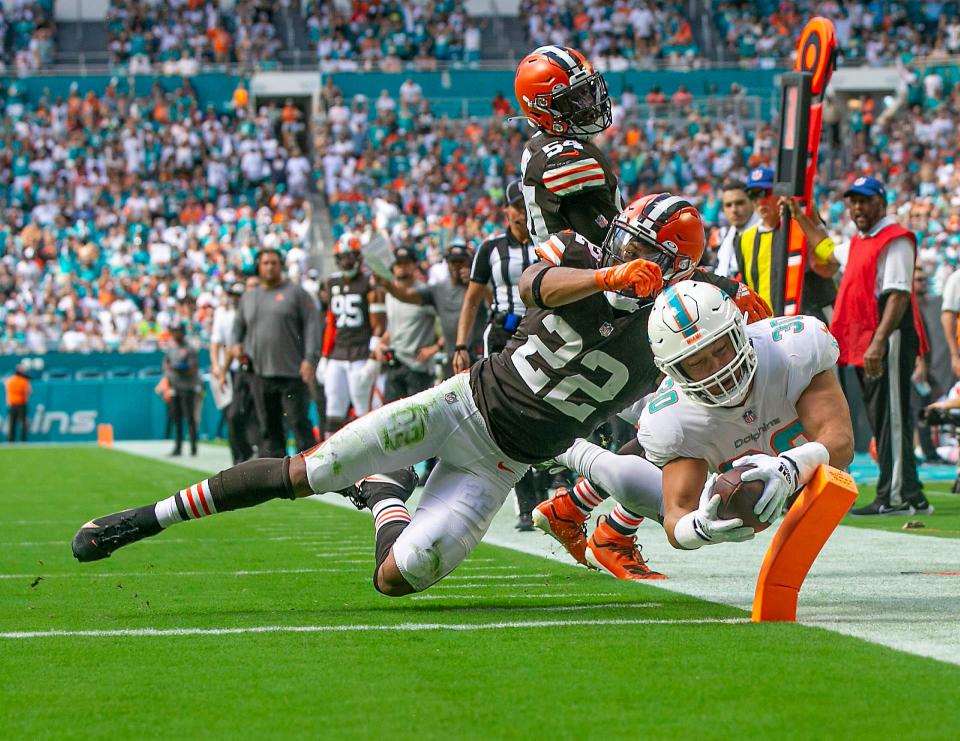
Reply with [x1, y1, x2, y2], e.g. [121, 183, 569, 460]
[470, 229, 536, 317]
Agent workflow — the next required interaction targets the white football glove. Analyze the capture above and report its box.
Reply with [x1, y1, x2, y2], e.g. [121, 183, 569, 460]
[673, 474, 755, 549]
[732, 453, 801, 523]
[696, 474, 756, 543]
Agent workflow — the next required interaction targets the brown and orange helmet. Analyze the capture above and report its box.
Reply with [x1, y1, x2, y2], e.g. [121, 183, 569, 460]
[514, 45, 611, 138]
[601, 193, 705, 289]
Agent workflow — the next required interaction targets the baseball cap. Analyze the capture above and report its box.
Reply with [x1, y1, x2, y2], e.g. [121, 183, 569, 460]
[504, 179, 524, 206]
[393, 246, 416, 262]
[227, 282, 245, 297]
[745, 167, 774, 191]
[445, 241, 470, 261]
[844, 175, 886, 199]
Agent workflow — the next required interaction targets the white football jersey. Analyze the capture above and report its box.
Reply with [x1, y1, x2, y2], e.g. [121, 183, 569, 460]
[639, 316, 840, 472]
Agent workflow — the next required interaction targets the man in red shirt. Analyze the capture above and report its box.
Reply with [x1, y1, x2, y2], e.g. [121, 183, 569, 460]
[832, 176, 932, 516]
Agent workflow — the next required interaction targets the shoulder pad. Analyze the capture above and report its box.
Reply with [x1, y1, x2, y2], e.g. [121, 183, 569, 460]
[535, 230, 600, 267]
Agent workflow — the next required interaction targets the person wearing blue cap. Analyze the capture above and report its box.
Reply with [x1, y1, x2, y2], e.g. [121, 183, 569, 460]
[732, 167, 838, 314]
[833, 176, 933, 516]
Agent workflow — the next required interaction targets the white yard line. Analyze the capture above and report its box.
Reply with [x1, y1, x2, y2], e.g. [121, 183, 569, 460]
[0, 568, 343, 580]
[0, 617, 748, 640]
[111, 441, 960, 665]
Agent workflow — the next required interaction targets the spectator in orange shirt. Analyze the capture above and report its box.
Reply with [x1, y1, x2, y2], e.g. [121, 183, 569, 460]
[5, 364, 31, 443]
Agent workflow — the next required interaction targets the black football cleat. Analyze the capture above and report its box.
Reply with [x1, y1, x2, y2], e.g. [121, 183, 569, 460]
[338, 468, 419, 510]
[71, 507, 162, 562]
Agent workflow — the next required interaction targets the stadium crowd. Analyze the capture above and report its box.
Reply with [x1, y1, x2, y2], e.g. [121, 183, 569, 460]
[3, 68, 960, 353]
[8, 0, 960, 76]
[307, 0, 483, 72]
[0, 0, 55, 75]
[106, 0, 283, 74]
[521, 0, 700, 69]
[714, 1, 952, 68]
[0, 78, 313, 354]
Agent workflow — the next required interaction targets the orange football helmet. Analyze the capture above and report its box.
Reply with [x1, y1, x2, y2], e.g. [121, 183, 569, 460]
[514, 45, 611, 138]
[334, 234, 363, 276]
[601, 193, 705, 286]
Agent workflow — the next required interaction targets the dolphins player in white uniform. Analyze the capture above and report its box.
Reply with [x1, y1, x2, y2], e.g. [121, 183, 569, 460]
[538, 280, 855, 577]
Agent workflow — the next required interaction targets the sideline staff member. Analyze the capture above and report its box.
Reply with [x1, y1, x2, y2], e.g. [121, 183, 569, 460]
[733, 167, 839, 314]
[234, 248, 321, 458]
[833, 176, 932, 516]
[453, 180, 535, 370]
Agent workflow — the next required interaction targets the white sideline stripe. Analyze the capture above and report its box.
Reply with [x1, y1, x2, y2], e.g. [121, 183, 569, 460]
[456, 565, 519, 571]
[443, 574, 550, 581]
[0, 568, 342, 580]
[0, 617, 749, 640]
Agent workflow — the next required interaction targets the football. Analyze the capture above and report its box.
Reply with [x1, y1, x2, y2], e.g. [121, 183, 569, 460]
[712, 465, 769, 533]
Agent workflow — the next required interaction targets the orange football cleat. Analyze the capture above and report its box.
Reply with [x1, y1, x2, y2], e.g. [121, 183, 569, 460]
[532, 488, 589, 566]
[586, 517, 666, 580]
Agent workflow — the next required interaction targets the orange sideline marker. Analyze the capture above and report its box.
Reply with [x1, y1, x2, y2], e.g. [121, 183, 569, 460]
[752, 464, 858, 622]
[97, 423, 114, 447]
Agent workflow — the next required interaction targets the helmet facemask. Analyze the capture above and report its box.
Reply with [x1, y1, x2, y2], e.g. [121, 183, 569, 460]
[600, 220, 695, 297]
[547, 72, 611, 138]
[336, 251, 361, 279]
[656, 313, 758, 408]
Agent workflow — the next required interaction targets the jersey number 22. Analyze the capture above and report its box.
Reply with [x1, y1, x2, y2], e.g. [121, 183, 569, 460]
[511, 314, 628, 422]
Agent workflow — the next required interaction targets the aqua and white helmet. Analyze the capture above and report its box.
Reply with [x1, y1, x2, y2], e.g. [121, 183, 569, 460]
[648, 280, 758, 407]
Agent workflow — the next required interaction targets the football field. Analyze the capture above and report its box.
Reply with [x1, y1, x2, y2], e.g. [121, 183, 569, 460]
[2, 447, 960, 739]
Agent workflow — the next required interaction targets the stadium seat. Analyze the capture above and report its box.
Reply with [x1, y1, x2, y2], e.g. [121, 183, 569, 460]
[41, 368, 72, 381]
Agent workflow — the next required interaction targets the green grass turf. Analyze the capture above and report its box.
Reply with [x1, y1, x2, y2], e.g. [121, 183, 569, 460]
[843, 482, 960, 539]
[2, 447, 960, 739]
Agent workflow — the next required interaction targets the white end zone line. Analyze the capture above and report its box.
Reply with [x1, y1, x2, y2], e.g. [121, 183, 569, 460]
[0, 617, 748, 640]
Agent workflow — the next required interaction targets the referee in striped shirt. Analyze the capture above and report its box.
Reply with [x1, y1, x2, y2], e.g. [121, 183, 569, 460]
[453, 180, 545, 530]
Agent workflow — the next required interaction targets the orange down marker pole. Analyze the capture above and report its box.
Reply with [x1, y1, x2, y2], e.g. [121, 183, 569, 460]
[752, 465, 858, 622]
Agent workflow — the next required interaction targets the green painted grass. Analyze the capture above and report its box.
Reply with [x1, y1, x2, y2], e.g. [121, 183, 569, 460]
[2, 448, 959, 738]
[844, 482, 960, 539]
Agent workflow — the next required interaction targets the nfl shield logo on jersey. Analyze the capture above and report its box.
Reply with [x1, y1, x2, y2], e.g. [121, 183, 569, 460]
[743, 409, 756, 424]
[599, 322, 614, 337]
